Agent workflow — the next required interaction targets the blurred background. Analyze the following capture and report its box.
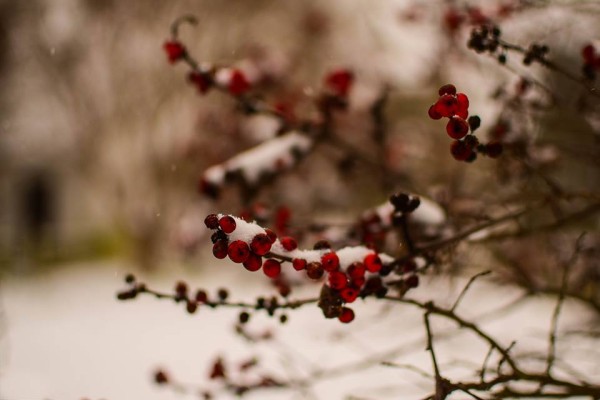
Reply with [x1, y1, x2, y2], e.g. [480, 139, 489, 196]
[0, 0, 599, 399]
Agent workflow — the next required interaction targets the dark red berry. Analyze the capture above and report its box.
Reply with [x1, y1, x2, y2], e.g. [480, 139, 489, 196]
[350, 275, 366, 289]
[306, 262, 324, 280]
[239, 311, 250, 324]
[328, 271, 348, 290]
[582, 44, 596, 63]
[363, 253, 382, 273]
[292, 258, 307, 271]
[199, 178, 219, 199]
[428, 104, 443, 120]
[313, 240, 332, 250]
[446, 116, 470, 139]
[406, 274, 420, 288]
[338, 307, 355, 323]
[280, 236, 298, 251]
[438, 84, 457, 96]
[468, 115, 481, 132]
[450, 140, 473, 161]
[250, 234, 272, 256]
[195, 289, 208, 303]
[228, 69, 250, 96]
[340, 287, 359, 303]
[219, 216, 237, 234]
[265, 229, 278, 244]
[485, 141, 503, 158]
[243, 253, 262, 272]
[204, 214, 220, 229]
[213, 240, 229, 259]
[325, 69, 354, 97]
[186, 300, 197, 314]
[434, 94, 458, 118]
[263, 259, 281, 278]
[163, 40, 186, 63]
[347, 262, 366, 279]
[217, 288, 229, 301]
[154, 369, 169, 385]
[321, 252, 340, 272]
[209, 358, 226, 380]
[175, 281, 188, 297]
[228, 240, 250, 263]
[188, 71, 212, 94]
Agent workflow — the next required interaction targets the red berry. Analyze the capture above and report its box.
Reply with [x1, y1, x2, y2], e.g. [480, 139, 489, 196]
[188, 71, 212, 94]
[228, 69, 250, 96]
[219, 216, 237, 234]
[338, 307, 355, 323]
[434, 94, 458, 118]
[199, 178, 219, 199]
[444, 8, 464, 33]
[450, 140, 473, 161]
[265, 228, 278, 244]
[350, 275, 366, 289]
[154, 369, 169, 385]
[363, 253, 382, 273]
[204, 214, 220, 229]
[438, 84, 457, 96]
[340, 287, 359, 303]
[306, 262, 324, 280]
[325, 69, 354, 97]
[485, 141, 503, 158]
[195, 290, 208, 303]
[428, 104, 443, 120]
[243, 254, 262, 272]
[292, 258, 307, 271]
[582, 44, 596, 63]
[321, 252, 340, 272]
[456, 93, 469, 119]
[280, 236, 298, 251]
[213, 240, 229, 259]
[163, 40, 186, 63]
[406, 274, 419, 288]
[228, 240, 250, 263]
[263, 259, 281, 278]
[250, 234, 272, 256]
[328, 271, 348, 290]
[347, 262, 366, 279]
[446, 116, 470, 139]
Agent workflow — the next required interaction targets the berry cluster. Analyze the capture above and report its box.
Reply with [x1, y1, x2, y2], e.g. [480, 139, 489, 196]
[428, 84, 502, 162]
[203, 213, 420, 324]
[582, 43, 600, 80]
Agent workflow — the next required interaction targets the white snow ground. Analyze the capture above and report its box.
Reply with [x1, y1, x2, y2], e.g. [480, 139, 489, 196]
[0, 259, 598, 400]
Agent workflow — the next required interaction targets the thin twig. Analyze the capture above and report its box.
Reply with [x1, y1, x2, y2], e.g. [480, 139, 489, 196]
[451, 271, 492, 312]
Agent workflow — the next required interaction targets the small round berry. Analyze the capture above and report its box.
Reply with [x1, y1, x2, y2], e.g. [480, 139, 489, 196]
[228, 69, 250, 96]
[264, 228, 278, 244]
[338, 307, 355, 323]
[467, 116, 481, 132]
[485, 141, 503, 158]
[321, 252, 340, 272]
[438, 84, 457, 96]
[213, 240, 229, 259]
[219, 216, 237, 234]
[340, 287, 359, 303]
[364, 253, 382, 273]
[328, 271, 348, 290]
[434, 94, 458, 118]
[195, 289, 208, 303]
[263, 259, 282, 279]
[175, 281, 188, 298]
[450, 140, 473, 161]
[186, 300, 198, 314]
[325, 69, 354, 97]
[163, 40, 186, 64]
[217, 288, 229, 301]
[124, 273, 136, 284]
[446, 116, 470, 140]
[243, 254, 262, 272]
[306, 262, 324, 280]
[250, 234, 272, 256]
[204, 214, 220, 229]
[280, 236, 298, 251]
[239, 311, 250, 324]
[406, 274, 420, 288]
[456, 92, 469, 109]
[279, 314, 288, 324]
[292, 258, 307, 271]
[228, 240, 250, 263]
[154, 369, 169, 385]
[347, 262, 366, 279]
[428, 104, 443, 120]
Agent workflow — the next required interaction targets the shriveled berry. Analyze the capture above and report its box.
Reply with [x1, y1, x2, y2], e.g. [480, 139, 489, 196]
[467, 116, 481, 132]
[428, 104, 442, 120]
[485, 141, 503, 158]
[347, 262, 366, 279]
[217, 288, 229, 301]
[350, 275, 366, 289]
[438, 84, 457, 96]
[434, 94, 458, 117]
[328, 271, 348, 290]
[213, 240, 229, 259]
[204, 214, 220, 229]
[446, 116, 470, 139]
[321, 252, 340, 272]
[243, 254, 262, 272]
[228, 240, 250, 263]
[228, 69, 250, 96]
[250, 234, 272, 256]
[199, 178, 219, 199]
[219, 216, 236, 233]
[154, 369, 169, 385]
[364, 253, 382, 273]
[363, 276, 383, 296]
[406, 274, 419, 288]
[292, 258, 307, 271]
[280, 236, 297, 251]
[402, 259, 417, 273]
[338, 307, 355, 323]
[306, 262, 324, 280]
[263, 259, 281, 278]
[340, 287, 359, 303]
[163, 40, 186, 63]
[450, 140, 473, 161]
[188, 71, 212, 94]
[313, 240, 331, 250]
